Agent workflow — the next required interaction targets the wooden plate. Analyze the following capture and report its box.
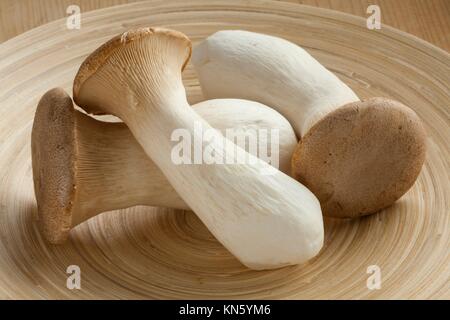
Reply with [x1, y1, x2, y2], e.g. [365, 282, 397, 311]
[0, 0, 448, 299]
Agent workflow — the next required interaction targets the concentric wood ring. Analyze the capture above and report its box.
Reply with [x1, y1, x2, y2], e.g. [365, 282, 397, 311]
[0, 0, 448, 299]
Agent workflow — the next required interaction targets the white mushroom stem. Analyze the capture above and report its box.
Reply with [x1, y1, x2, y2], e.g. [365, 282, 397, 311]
[192, 30, 359, 137]
[74, 97, 298, 223]
[192, 30, 426, 219]
[73, 27, 324, 270]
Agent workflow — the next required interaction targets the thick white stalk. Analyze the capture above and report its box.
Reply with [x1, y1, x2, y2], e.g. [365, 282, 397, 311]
[126, 84, 323, 270]
[192, 30, 359, 136]
[73, 28, 324, 269]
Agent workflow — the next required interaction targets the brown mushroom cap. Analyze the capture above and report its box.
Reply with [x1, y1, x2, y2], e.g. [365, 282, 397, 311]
[73, 27, 192, 116]
[292, 97, 427, 218]
[31, 88, 77, 243]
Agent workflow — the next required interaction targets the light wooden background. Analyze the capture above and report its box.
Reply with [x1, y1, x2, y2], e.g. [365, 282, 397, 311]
[0, 0, 449, 51]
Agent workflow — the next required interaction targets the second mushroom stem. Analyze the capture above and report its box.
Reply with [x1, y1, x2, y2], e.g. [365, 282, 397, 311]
[61, 94, 298, 227]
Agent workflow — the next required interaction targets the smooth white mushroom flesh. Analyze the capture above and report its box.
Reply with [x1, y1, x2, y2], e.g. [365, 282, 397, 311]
[192, 30, 359, 136]
[72, 28, 324, 270]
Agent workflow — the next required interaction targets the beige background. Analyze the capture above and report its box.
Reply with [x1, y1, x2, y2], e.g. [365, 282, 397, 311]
[0, 0, 449, 51]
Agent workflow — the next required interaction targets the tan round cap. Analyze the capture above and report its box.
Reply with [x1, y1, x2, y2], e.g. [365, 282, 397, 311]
[31, 88, 77, 243]
[292, 97, 427, 218]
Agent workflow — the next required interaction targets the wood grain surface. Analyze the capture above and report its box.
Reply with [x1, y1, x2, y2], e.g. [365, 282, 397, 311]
[0, 0, 449, 51]
[0, 0, 448, 299]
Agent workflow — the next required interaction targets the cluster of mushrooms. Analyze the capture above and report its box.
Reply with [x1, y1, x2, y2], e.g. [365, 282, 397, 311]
[31, 27, 426, 270]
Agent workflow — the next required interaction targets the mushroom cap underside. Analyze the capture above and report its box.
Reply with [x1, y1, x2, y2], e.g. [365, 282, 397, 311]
[73, 27, 192, 116]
